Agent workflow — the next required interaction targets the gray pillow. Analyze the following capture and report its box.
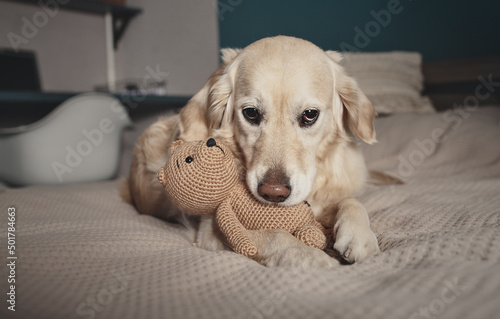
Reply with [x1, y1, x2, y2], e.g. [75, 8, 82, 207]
[341, 51, 435, 114]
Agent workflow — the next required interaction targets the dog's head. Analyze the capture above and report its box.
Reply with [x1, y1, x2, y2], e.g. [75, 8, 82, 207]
[206, 36, 376, 206]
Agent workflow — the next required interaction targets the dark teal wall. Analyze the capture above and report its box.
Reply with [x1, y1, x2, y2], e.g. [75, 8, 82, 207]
[217, 0, 500, 61]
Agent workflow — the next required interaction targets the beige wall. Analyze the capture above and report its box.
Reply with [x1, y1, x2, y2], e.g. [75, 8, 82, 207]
[0, 1, 107, 92]
[116, 0, 220, 95]
[0, 0, 219, 95]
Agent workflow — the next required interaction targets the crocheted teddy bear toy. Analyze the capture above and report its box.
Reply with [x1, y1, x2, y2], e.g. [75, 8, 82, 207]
[157, 138, 327, 258]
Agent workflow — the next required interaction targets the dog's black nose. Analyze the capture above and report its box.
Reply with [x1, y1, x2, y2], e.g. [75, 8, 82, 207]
[258, 183, 291, 203]
[206, 138, 216, 147]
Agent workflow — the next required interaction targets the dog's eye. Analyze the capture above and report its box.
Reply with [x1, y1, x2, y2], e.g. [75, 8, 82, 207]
[185, 156, 193, 163]
[242, 108, 261, 125]
[300, 109, 319, 127]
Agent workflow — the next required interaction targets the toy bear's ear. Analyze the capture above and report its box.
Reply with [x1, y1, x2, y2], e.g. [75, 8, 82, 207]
[170, 140, 184, 152]
[157, 167, 167, 186]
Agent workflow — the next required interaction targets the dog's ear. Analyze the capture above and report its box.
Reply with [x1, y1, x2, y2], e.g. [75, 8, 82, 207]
[220, 48, 241, 64]
[325, 50, 343, 63]
[178, 49, 241, 142]
[208, 56, 240, 132]
[326, 51, 377, 144]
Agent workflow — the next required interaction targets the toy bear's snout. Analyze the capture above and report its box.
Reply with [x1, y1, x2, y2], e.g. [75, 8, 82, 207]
[206, 137, 225, 155]
[207, 138, 216, 147]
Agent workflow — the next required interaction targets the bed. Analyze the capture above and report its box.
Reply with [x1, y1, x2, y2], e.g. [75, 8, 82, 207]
[1, 54, 499, 319]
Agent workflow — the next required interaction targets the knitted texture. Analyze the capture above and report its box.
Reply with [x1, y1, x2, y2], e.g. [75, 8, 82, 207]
[158, 139, 239, 215]
[158, 138, 327, 257]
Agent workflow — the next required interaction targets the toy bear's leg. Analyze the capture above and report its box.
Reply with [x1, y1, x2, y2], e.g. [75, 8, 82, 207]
[294, 225, 327, 250]
[216, 200, 258, 258]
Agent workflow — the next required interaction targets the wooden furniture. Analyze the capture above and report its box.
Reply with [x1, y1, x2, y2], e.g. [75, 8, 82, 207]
[7, 0, 142, 49]
[5, 0, 143, 90]
[423, 56, 500, 111]
[0, 91, 190, 127]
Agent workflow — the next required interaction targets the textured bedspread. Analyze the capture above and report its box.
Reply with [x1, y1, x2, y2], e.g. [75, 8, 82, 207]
[1, 107, 500, 319]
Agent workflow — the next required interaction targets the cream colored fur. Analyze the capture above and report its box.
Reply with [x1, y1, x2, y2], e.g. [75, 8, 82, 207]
[127, 36, 381, 268]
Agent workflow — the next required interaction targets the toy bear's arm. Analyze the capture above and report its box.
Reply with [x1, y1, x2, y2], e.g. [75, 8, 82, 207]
[293, 213, 328, 250]
[216, 198, 258, 258]
[294, 225, 327, 250]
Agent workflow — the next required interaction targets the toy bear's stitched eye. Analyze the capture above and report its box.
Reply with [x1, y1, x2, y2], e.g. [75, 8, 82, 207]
[185, 156, 193, 163]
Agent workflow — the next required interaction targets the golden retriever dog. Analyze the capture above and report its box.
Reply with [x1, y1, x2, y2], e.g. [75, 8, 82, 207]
[125, 36, 385, 268]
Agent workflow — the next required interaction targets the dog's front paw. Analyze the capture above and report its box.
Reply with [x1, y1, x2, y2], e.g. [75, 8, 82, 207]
[262, 245, 337, 269]
[333, 220, 380, 263]
[250, 229, 339, 269]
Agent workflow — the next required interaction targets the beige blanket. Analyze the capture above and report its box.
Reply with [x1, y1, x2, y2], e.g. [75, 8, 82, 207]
[1, 107, 499, 319]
